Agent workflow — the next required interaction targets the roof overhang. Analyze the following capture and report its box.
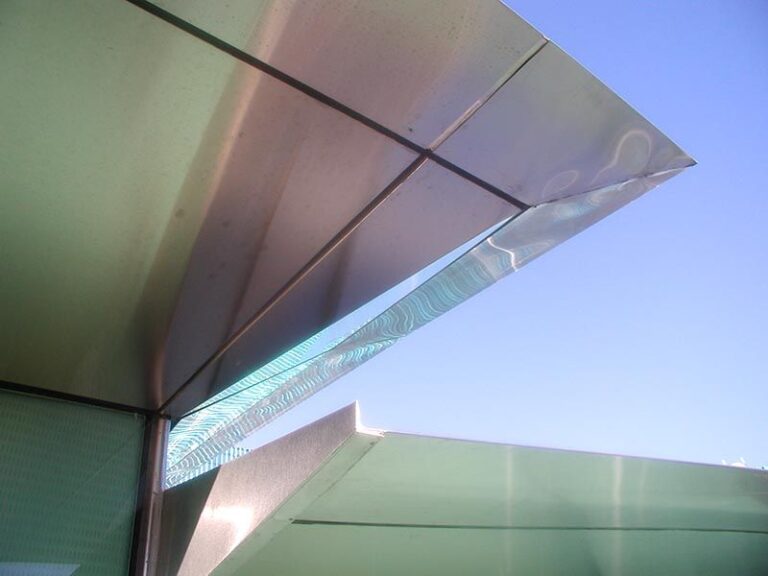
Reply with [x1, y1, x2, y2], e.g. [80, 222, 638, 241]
[0, 0, 692, 419]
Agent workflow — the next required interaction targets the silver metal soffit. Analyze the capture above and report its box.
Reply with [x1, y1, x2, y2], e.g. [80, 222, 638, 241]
[0, 0, 693, 416]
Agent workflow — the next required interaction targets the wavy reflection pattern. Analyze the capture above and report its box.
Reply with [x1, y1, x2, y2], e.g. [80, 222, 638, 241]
[164, 170, 680, 487]
[164, 333, 322, 485]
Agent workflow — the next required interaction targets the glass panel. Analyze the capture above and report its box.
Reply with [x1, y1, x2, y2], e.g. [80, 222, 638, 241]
[437, 43, 694, 205]
[165, 170, 679, 487]
[149, 0, 543, 146]
[0, 389, 144, 576]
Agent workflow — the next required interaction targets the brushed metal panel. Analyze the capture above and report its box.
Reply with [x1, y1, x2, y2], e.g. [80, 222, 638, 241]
[158, 78, 417, 409]
[149, 0, 544, 147]
[437, 42, 694, 205]
[166, 161, 518, 414]
[0, 0, 414, 409]
[1, 0, 694, 417]
[156, 404, 365, 576]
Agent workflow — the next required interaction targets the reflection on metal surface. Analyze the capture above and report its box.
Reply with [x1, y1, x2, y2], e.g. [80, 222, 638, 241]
[157, 405, 363, 576]
[158, 406, 768, 576]
[165, 171, 677, 487]
[437, 43, 694, 205]
[148, 0, 544, 147]
[132, 416, 170, 576]
[1, 0, 692, 418]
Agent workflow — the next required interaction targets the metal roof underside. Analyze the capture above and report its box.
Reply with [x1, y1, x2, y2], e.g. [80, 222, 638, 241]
[158, 405, 768, 575]
[0, 0, 693, 418]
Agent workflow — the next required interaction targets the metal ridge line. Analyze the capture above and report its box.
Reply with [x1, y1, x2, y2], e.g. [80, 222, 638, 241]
[123, 0, 529, 210]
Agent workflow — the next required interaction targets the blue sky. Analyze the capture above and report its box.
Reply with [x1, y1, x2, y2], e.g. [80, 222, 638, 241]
[244, 0, 768, 468]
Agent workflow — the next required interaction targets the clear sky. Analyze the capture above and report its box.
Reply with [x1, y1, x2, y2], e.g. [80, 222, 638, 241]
[244, 0, 768, 468]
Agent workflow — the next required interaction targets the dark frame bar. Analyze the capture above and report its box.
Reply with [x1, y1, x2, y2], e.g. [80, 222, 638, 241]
[0, 378, 155, 416]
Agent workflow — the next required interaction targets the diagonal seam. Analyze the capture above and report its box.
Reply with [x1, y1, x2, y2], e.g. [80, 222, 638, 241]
[159, 156, 428, 413]
[123, 0, 528, 210]
[169, 207, 527, 421]
[427, 37, 549, 151]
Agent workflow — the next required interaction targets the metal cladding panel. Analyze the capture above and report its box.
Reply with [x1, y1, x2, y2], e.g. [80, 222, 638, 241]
[228, 436, 768, 575]
[166, 160, 518, 414]
[158, 409, 768, 576]
[148, 0, 544, 147]
[302, 434, 768, 531]
[156, 76, 417, 409]
[437, 42, 694, 205]
[156, 404, 364, 576]
[0, 0, 415, 410]
[1, 0, 693, 418]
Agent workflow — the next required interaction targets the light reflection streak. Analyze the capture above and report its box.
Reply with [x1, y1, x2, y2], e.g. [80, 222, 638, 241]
[201, 505, 255, 548]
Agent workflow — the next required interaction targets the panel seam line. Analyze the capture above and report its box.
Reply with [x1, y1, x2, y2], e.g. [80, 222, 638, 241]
[123, 0, 529, 210]
[290, 519, 768, 535]
[158, 156, 428, 413]
[427, 37, 549, 150]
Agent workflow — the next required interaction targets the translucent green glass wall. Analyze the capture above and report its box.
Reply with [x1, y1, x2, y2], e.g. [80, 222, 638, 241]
[0, 389, 144, 575]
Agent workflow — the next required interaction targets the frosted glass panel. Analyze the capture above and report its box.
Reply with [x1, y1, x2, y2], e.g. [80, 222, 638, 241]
[0, 389, 144, 576]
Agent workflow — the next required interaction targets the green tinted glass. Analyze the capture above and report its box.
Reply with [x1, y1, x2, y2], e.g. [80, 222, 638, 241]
[0, 390, 144, 576]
